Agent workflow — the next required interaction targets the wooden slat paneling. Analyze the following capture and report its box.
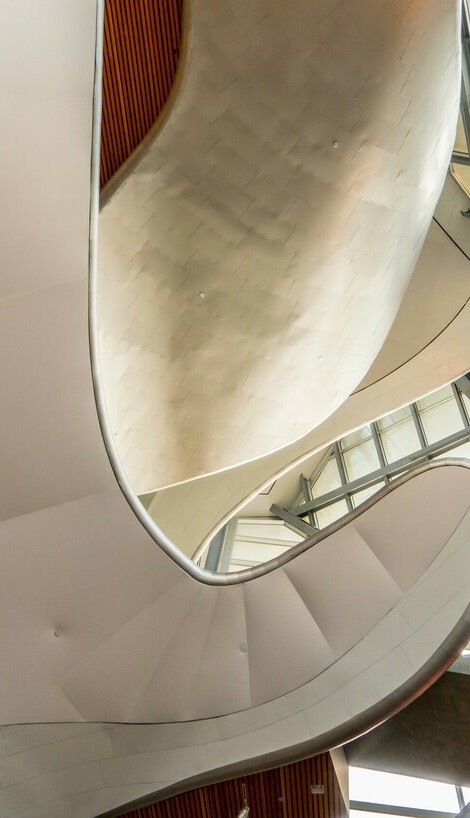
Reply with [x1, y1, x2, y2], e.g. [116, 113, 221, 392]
[113, 754, 348, 818]
[100, 0, 183, 188]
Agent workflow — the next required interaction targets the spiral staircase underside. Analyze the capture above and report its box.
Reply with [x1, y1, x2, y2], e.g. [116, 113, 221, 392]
[0, 0, 469, 816]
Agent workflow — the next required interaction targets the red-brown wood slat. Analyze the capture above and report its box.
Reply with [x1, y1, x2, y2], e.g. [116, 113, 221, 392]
[116, 752, 347, 818]
[100, 0, 183, 188]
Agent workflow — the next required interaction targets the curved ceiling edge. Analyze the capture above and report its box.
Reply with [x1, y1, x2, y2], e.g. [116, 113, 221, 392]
[89, 0, 469, 594]
[89, 1, 469, 587]
[89, 0, 213, 584]
[92, 84, 470, 597]
[197, 458, 470, 581]
[95, 608, 470, 818]
[354, 214, 470, 395]
[149, 174, 470, 559]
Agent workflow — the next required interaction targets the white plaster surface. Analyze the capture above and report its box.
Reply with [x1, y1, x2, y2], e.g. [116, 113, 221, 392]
[0, 492, 468, 818]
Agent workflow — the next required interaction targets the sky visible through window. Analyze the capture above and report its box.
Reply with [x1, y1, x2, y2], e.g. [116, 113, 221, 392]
[349, 767, 466, 816]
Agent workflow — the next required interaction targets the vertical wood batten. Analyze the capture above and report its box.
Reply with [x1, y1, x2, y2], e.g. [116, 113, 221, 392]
[100, 0, 183, 188]
[115, 754, 348, 818]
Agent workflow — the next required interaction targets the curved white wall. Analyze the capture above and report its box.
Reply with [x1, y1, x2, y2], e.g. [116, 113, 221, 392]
[150, 178, 470, 560]
[99, 0, 460, 493]
[0, 464, 469, 816]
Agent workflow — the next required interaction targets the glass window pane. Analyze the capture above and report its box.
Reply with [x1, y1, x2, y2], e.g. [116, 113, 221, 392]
[349, 767, 459, 811]
[454, 110, 469, 154]
[416, 384, 454, 411]
[352, 482, 385, 508]
[311, 456, 341, 497]
[434, 442, 470, 460]
[462, 787, 470, 803]
[379, 416, 421, 462]
[419, 397, 464, 444]
[377, 406, 413, 431]
[341, 425, 373, 451]
[343, 438, 380, 481]
[351, 813, 404, 818]
[315, 499, 348, 529]
[461, 391, 470, 420]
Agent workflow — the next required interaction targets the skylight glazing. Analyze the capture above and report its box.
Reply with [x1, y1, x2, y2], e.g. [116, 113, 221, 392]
[203, 377, 470, 573]
[349, 767, 460, 812]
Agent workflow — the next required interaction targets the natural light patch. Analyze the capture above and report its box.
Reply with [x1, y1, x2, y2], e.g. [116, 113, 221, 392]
[349, 767, 460, 812]
[351, 813, 404, 818]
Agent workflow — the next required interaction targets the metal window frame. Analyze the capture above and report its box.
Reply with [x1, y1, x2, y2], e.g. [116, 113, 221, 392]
[289, 426, 470, 517]
[410, 401, 428, 449]
[204, 377, 470, 575]
[282, 380, 470, 522]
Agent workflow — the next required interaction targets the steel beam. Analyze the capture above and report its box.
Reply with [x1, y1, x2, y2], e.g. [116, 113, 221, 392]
[456, 786, 466, 811]
[270, 504, 318, 537]
[451, 383, 469, 428]
[410, 402, 428, 449]
[299, 474, 316, 527]
[334, 442, 353, 511]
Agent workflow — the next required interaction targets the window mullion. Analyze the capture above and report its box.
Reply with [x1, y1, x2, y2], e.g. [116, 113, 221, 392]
[451, 382, 470, 428]
[371, 420, 390, 481]
[410, 402, 428, 450]
[334, 442, 354, 511]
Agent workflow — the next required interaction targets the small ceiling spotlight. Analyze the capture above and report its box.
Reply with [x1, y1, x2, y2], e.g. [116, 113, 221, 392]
[53, 628, 63, 638]
[332, 139, 339, 149]
[199, 291, 206, 299]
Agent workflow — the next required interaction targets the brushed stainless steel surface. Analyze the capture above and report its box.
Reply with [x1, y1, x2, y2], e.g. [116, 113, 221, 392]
[99, 0, 461, 494]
